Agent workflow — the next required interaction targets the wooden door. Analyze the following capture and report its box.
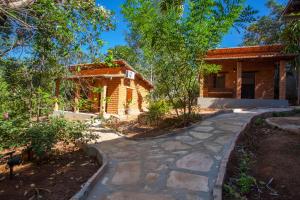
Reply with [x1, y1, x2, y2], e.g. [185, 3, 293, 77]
[241, 72, 255, 99]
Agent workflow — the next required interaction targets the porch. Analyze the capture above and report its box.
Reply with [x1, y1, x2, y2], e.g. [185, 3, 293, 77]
[54, 60, 153, 116]
[198, 45, 297, 108]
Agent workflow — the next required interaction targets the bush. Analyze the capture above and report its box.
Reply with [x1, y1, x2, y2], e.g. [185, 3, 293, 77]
[147, 100, 171, 125]
[24, 117, 87, 157]
[0, 116, 87, 158]
[0, 117, 28, 150]
[254, 117, 264, 126]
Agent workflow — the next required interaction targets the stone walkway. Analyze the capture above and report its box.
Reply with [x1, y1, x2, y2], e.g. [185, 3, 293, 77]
[86, 108, 290, 200]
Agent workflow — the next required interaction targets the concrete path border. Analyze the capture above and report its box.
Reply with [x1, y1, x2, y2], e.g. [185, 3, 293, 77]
[71, 145, 108, 200]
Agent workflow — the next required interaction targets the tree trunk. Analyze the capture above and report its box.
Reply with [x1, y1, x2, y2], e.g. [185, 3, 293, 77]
[1, 0, 35, 9]
[295, 56, 300, 105]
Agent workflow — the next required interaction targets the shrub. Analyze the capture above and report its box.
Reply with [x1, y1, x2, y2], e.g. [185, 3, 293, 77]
[24, 117, 87, 157]
[0, 117, 28, 150]
[147, 100, 171, 125]
[237, 173, 256, 194]
[254, 117, 264, 126]
[0, 116, 87, 158]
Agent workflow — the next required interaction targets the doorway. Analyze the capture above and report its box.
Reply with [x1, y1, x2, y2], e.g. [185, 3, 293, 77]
[241, 72, 255, 99]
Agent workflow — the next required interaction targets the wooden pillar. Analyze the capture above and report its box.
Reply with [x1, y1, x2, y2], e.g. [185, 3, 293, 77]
[54, 79, 60, 111]
[101, 85, 107, 114]
[74, 84, 80, 113]
[279, 60, 287, 100]
[199, 74, 204, 98]
[236, 62, 242, 99]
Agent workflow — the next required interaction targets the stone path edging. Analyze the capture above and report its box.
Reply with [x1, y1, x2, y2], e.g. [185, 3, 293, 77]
[70, 144, 108, 200]
[119, 110, 233, 141]
[265, 116, 300, 134]
[212, 109, 293, 200]
[80, 108, 293, 200]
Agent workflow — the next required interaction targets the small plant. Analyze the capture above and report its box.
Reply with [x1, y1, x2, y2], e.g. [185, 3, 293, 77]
[272, 112, 288, 117]
[147, 99, 171, 125]
[223, 184, 246, 200]
[237, 173, 256, 194]
[254, 117, 264, 126]
[223, 147, 257, 199]
[92, 87, 103, 94]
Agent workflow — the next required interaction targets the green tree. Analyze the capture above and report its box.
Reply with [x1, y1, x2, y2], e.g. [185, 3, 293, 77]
[242, 0, 300, 104]
[122, 0, 250, 123]
[242, 0, 285, 45]
[0, 0, 113, 117]
[282, 18, 300, 104]
[108, 45, 139, 66]
[0, 0, 113, 60]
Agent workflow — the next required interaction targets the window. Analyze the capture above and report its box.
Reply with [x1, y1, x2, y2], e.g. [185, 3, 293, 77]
[213, 74, 226, 89]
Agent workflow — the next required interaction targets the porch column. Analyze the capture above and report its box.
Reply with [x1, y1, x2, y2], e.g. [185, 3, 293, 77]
[199, 75, 204, 98]
[74, 84, 80, 113]
[279, 60, 287, 100]
[100, 85, 107, 114]
[236, 62, 242, 99]
[54, 79, 60, 111]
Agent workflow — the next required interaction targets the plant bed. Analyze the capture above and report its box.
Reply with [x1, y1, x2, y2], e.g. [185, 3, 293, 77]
[223, 112, 300, 200]
[105, 108, 221, 139]
[0, 143, 99, 200]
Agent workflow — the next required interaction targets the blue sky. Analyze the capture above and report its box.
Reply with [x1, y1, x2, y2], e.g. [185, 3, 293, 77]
[98, 0, 287, 52]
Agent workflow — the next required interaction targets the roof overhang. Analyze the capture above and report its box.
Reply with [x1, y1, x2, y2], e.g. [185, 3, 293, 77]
[282, 0, 300, 20]
[204, 54, 298, 62]
[66, 60, 154, 89]
[66, 74, 125, 80]
[204, 45, 298, 62]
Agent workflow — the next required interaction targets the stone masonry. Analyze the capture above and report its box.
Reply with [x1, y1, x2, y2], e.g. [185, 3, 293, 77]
[86, 108, 291, 200]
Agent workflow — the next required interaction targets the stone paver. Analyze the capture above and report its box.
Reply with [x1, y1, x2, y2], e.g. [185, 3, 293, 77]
[176, 152, 213, 172]
[190, 132, 213, 140]
[111, 161, 141, 185]
[167, 171, 209, 192]
[86, 108, 291, 200]
[103, 192, 174, 200]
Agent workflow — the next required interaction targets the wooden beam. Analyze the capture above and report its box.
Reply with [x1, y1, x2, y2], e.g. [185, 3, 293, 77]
[236, 62, 242, 99]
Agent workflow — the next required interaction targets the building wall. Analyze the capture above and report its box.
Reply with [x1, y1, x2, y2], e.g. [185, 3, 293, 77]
[118, 78, 151, 115]
[242, 61, 275, 99]
[106, 78, 121, 114]
[203, 60, 276, 99]
[72, 67, 152, 115]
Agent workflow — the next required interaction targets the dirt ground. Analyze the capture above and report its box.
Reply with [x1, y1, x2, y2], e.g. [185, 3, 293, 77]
[105, 108, 220, 139]
[224, 113, 300, 200]
[0, 144, 99, 200]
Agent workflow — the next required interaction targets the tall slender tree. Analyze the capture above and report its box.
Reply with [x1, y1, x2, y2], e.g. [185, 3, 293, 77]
[242, 0, 284, 46]
[122, 0, 252, 122]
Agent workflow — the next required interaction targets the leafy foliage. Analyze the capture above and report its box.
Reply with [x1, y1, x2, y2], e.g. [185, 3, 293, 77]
[223, 146, 257, 199]
[122, 0, 251, 123]
[147, 99, 171, 124]
[0, 1, 112, 156]
[0, 116, 87, 157]
[1, 0, 113, 62]
[242, 0, 285, 46]
[108, 45, 139, 67]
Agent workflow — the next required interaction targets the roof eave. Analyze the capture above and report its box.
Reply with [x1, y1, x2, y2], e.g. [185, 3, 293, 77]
[203, 54, 298, 61]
